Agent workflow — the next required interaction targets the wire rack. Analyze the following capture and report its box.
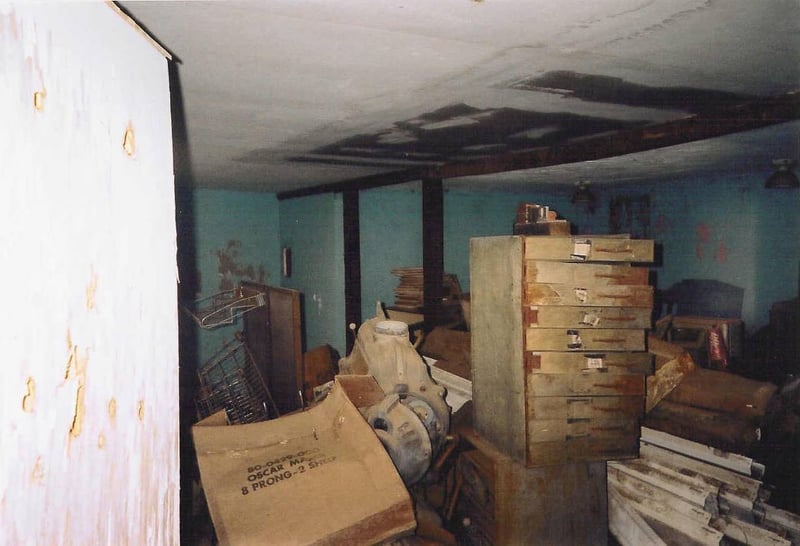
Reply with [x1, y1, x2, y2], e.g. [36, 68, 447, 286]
[196, 336, 279, 424]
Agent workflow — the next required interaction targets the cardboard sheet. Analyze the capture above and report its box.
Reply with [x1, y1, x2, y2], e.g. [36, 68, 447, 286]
[193, 376, 416, 545]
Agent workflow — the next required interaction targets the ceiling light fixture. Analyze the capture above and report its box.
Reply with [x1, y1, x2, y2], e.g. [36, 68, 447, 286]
[571, 180, 597, 212]
[765, 159, 800, 189]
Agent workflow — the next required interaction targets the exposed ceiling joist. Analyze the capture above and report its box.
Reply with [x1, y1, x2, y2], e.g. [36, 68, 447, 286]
[277, 91, 800, 200]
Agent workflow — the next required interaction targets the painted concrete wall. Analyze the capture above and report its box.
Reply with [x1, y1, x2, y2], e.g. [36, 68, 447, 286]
[0, 4, 178, 545]
[190, 189, 280, 365]
[279, 193, 346, 355]
[640, 172, 800, 332]
[360, 185, 601, 315]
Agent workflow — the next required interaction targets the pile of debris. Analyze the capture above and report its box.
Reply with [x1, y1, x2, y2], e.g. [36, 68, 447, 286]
[609, 427, 800, 546]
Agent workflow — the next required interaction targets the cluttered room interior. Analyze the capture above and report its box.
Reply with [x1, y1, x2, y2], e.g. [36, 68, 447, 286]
[4, 2, 800, 545]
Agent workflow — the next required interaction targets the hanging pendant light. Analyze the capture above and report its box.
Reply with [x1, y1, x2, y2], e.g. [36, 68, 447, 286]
[571, 180, 597, 212]
[765, 159, 799, 189]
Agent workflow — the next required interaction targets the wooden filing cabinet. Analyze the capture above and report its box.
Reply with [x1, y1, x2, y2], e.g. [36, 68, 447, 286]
[470, 235, 654, 467]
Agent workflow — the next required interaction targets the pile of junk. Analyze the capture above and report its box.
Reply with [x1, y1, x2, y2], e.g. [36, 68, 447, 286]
[185, 280, 800, 546]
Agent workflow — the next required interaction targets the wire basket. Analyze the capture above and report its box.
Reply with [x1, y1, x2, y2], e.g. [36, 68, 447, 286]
[196, 336, 278, 424]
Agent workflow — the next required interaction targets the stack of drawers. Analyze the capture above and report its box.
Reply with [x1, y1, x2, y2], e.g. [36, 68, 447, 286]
[470, 234, 655, 467]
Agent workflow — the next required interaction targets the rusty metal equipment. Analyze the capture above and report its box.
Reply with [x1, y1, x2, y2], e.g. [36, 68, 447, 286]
[340, 310, 451, 485]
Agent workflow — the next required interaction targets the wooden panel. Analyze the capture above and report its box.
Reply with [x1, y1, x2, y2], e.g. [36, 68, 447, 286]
[243, 282, 304, 414]
[528, 395, 644, 420]
[525, 328, 646, 352]
[525, 351, 653, 375]
[524, 305, 652, 329]
[456, 428, 609, 546]
[470, 236, 527, 462]
[524, 236, 654, 262]
[528, 418, 638, 443]
[527, 431, 640, 466]
[525, 260, 649, 285]
[527, 372, 645, 396]
[525, 283, 653, 307]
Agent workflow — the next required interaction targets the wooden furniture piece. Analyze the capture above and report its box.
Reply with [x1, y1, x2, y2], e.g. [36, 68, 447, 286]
[470, 235, 654, 467]
[241, 282, 304, 414]
[452, 427, 608, 545]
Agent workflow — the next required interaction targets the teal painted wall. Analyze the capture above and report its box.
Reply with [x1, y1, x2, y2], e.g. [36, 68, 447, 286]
[279, 193, 346, 355]
[188, 170, 798, 361]
[633, 173, 800, 332]
[191, 189, 281, 365]
[359, 184, 602, 317]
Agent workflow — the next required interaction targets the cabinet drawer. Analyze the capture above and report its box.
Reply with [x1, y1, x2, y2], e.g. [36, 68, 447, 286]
[523, 305, 652, 329]
[524, 260, 649, 286]
[524, 283, 653, 307]
[527, 431, 640, 466]
[527, 395, 644, 420]
[524, 351, 653, 375]
[525, 328, 646, 352]
[526, 372, 645, 397]
[524, 236, 654, 263]
[528, 419, 638, 443]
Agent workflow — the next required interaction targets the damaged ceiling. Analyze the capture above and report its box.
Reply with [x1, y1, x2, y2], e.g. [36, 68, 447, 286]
[119, 0, 800, 195]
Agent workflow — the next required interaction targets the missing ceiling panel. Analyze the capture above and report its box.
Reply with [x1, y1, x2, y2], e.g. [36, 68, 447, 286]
[303, 103, 647, 166]
[511, 71, 756, 114]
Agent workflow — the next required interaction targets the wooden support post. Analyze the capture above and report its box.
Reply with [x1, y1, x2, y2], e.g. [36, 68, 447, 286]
[343, 190, 361, 354]
[422, 178, 444, 332]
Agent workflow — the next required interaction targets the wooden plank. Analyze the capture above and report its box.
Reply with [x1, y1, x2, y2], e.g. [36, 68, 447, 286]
[645, 351, 697, 412]
[640, 427, 765, 478]
[609, 487, 667, 546]
[711, 516, 791, 546]
[609, 459, 720, 514]
[524, 305, 652, 329]
[638, 443, 763, 505]
[528, 394, 644, 420]
[527, 372, 645, 397]
[525, 351, 653, 375]
[470, 236, 526, 462]
[608, 471, 712, 526]
[525, 328, 646, 352]
[665, 368, 778, 419]
[525, 260, 649, 285]
[523, 236, 654, 263]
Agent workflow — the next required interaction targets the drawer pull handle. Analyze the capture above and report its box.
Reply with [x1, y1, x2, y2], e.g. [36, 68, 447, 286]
[567, 417, 591, 424]
[594, 273, 631, 279]
[567, 398, 592, 404]
[593, 382, 622, 389]
[595, 337, 627, 343]
[566, 433, 590, 441]
[594, 246, 632, 254]
[603, 316, 637, 322]
[597, 293, 634, 300]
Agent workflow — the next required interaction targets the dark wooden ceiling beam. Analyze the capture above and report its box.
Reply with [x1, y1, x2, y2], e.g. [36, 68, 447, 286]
[428, 91, 800, 179]
[277, 91, 799, 199]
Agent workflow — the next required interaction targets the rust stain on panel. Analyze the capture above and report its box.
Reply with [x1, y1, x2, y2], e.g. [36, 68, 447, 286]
[85, 268, 98, 310]
[137, 400, 145, 422]
[33, 89, 46, 111]
[29, 456, 45, 484]
[108, 398, 117, 421]
[97, 433, 106, 449]
[69, 384, 85, 438]
[122, 122, 136, 157]
[22, 376, 36, 413]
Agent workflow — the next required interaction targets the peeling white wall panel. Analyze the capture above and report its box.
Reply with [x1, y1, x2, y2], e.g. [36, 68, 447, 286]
[0, 3, 178, 545]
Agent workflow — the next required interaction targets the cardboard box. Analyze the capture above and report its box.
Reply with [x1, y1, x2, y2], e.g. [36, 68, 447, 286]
[193, 376, 416, 545]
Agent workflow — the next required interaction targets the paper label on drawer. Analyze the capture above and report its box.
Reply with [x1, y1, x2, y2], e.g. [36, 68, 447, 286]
[585, 356, 605, 369]
[567, 329, 583, 350]
[580, 312, 600, 326]
[570, 239, 591, 261]
[574, 288, 589, 304]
